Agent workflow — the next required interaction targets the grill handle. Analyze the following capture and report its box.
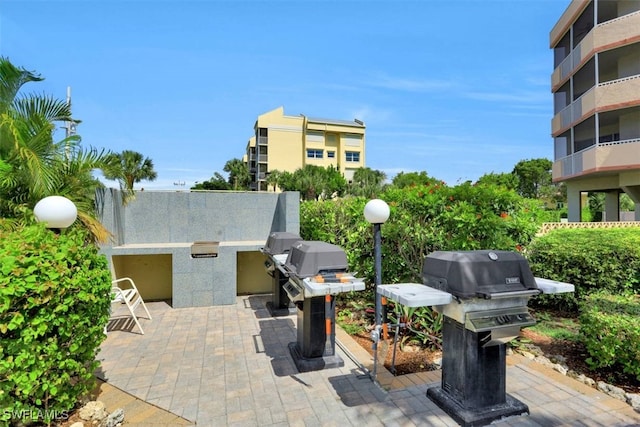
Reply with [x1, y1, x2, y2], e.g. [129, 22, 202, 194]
[479, 289, 541, 299]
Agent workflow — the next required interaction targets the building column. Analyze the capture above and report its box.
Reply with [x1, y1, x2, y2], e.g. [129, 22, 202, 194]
[604, 191, 620, 222]
[567, 185, 582, 222]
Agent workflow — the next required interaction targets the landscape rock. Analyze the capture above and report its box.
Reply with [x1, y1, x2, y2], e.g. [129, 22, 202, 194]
[78, 401, 108, 421]
[519, 350, 535, 360]
[70, 423, 84, 427]
[597, 381, 626, 402]
[626, 393, 640, 413]
[534, 355, 552, 367]
[100, 408, 125, 427]
[572, 373, 596, 388]
[549, 354, 567, 364]
[553, 364, 568, 376]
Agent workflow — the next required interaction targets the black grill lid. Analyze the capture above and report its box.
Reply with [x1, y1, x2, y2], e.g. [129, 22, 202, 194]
[263, 232, 302, 256]
[422, 250, 538, 299]
[284, 241, 349, 278]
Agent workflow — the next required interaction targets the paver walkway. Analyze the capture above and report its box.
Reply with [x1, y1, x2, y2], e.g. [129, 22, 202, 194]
[98, 295, 640, 426]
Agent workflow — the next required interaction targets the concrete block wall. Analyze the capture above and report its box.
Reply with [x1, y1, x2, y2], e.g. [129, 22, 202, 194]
[97, 189, 300, 307]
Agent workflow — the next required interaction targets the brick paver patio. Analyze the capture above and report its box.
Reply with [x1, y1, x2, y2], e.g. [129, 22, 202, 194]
[98, 295, 640, 426]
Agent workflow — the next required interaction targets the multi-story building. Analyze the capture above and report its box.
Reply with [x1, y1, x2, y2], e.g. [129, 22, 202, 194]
[244, 107, 365, 191]
[550, 0, 640, 221]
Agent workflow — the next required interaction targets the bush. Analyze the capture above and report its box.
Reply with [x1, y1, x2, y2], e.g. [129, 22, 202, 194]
[579, 292, 640, 380]
[0, 224, 112, 425]
[526, 228, 640, 310]
[301, 182, 547, 287]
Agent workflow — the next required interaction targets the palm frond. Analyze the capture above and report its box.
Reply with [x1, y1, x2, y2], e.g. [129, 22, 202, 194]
[0, 57, 44, 115]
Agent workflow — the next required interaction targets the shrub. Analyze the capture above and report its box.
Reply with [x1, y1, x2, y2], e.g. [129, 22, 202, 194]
[579, 292, 640, 381]
[301, 182, 547, 287]
[0, 224, 112, 425]
[526, 228, 640, 310]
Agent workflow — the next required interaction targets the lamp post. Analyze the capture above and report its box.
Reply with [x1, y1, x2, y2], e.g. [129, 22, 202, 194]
[364, 199, 390, 324]
[34, 196, 78, 232]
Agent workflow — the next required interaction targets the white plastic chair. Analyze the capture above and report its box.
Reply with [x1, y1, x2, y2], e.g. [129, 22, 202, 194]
[111, 277, 152, 334]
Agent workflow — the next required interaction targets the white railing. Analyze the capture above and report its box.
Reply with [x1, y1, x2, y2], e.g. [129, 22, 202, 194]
[554, 11, 640, 82]
[557, 138, 640, 177]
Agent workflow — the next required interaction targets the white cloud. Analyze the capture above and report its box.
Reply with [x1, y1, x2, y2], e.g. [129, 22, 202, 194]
[366, 74, 456, 93]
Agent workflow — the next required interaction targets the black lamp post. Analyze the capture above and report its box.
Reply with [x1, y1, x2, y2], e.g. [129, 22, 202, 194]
[364, 198, 390, 380]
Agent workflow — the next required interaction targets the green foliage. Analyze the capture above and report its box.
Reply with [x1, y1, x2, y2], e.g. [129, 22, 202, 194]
[102, 149, 157, 191]
[390, 171, 440, 188]
[278, 165, 347, 200]
[527, 311, 579, 341]
[512, 158, 552, 199]
[387, 303, 443, 351]
[475, 172, 518, 190]
[526, 228, 640, 310]
[348, 167, 387, 198]
[301, 181, 546, 287]
[0, 224, 112, 424]
[579, 292, 640, 380]
[191, 172, 231, 190]
[0, 57, 118, 243]
[223, 158, 250, 190]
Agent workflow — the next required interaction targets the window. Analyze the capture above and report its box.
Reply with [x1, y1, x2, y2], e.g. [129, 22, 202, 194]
[306, 149, 323, 159]
[306, 131, 324, 142]
[327, 151, 335, 158]
[345, 151, 360, 162]
[343, 133, 362, 146]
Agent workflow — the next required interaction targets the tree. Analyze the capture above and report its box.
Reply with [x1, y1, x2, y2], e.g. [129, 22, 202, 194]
[512, 158, 552, 199]
[266, 169, 282, 192]
[475, 172, 518, 190]
[223, 158, 250, 190]
[276, 165, 347, 200]
[191, 172, 230, 190]
[103, 150, 157, 191]
[348, 167, 387, 198]
[0, 57, 119, 241]
[391, 171, 440, 188]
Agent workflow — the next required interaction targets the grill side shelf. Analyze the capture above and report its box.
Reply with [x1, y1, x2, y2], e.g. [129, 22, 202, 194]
[377, 283, 452, 307]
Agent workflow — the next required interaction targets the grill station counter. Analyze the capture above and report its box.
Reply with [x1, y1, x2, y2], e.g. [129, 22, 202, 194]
[281, 241, 365, 372]
[377, 250, 574, 427]
[262, 232, 302, 316]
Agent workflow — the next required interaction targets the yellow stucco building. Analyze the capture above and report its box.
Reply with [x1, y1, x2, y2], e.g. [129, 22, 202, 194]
[244, 107, 366, 191]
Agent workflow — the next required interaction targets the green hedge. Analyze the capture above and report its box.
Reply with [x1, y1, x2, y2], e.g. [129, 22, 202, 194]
[301, 182, 548, 287]
[579, 292, 640, 380]
[525, 228, 640, 310]
[0, 224, 112, 425]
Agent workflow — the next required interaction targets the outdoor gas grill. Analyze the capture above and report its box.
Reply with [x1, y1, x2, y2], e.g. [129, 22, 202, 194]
[377, 250, 573, 427]
[281, 241, 365, 372]
[424, 250, 562, 426]
[262, 232, 302, 316]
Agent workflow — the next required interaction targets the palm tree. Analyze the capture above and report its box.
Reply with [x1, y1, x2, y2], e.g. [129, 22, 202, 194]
[0, 57, 121, 241]
[103, 150, 157, 191]
[349, 167, 387, 198]
[223, 158, 250, 190]
[265, 170, 282, 192]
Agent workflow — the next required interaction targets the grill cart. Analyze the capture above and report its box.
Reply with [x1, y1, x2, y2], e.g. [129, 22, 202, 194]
[377, 250, 574, 427]
[262, 232, 302, 316]
[281, 241, 365, 372]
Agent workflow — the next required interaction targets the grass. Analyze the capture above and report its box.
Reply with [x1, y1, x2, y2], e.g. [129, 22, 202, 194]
[528, 310, 581, 341]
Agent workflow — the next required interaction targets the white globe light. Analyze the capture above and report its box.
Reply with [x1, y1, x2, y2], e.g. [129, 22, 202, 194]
[364, 199, 390, 224]
[34, 196, 78, 229]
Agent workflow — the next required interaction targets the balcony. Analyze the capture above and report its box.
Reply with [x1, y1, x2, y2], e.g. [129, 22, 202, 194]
[258, 136, 268, 146]
[553, 138, 640, 181]
[552, 11, 640, 89]
[552, 75, 640, 136]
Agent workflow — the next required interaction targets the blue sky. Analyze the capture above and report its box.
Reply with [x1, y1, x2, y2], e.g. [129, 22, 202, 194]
[1, 0, 569, 189]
